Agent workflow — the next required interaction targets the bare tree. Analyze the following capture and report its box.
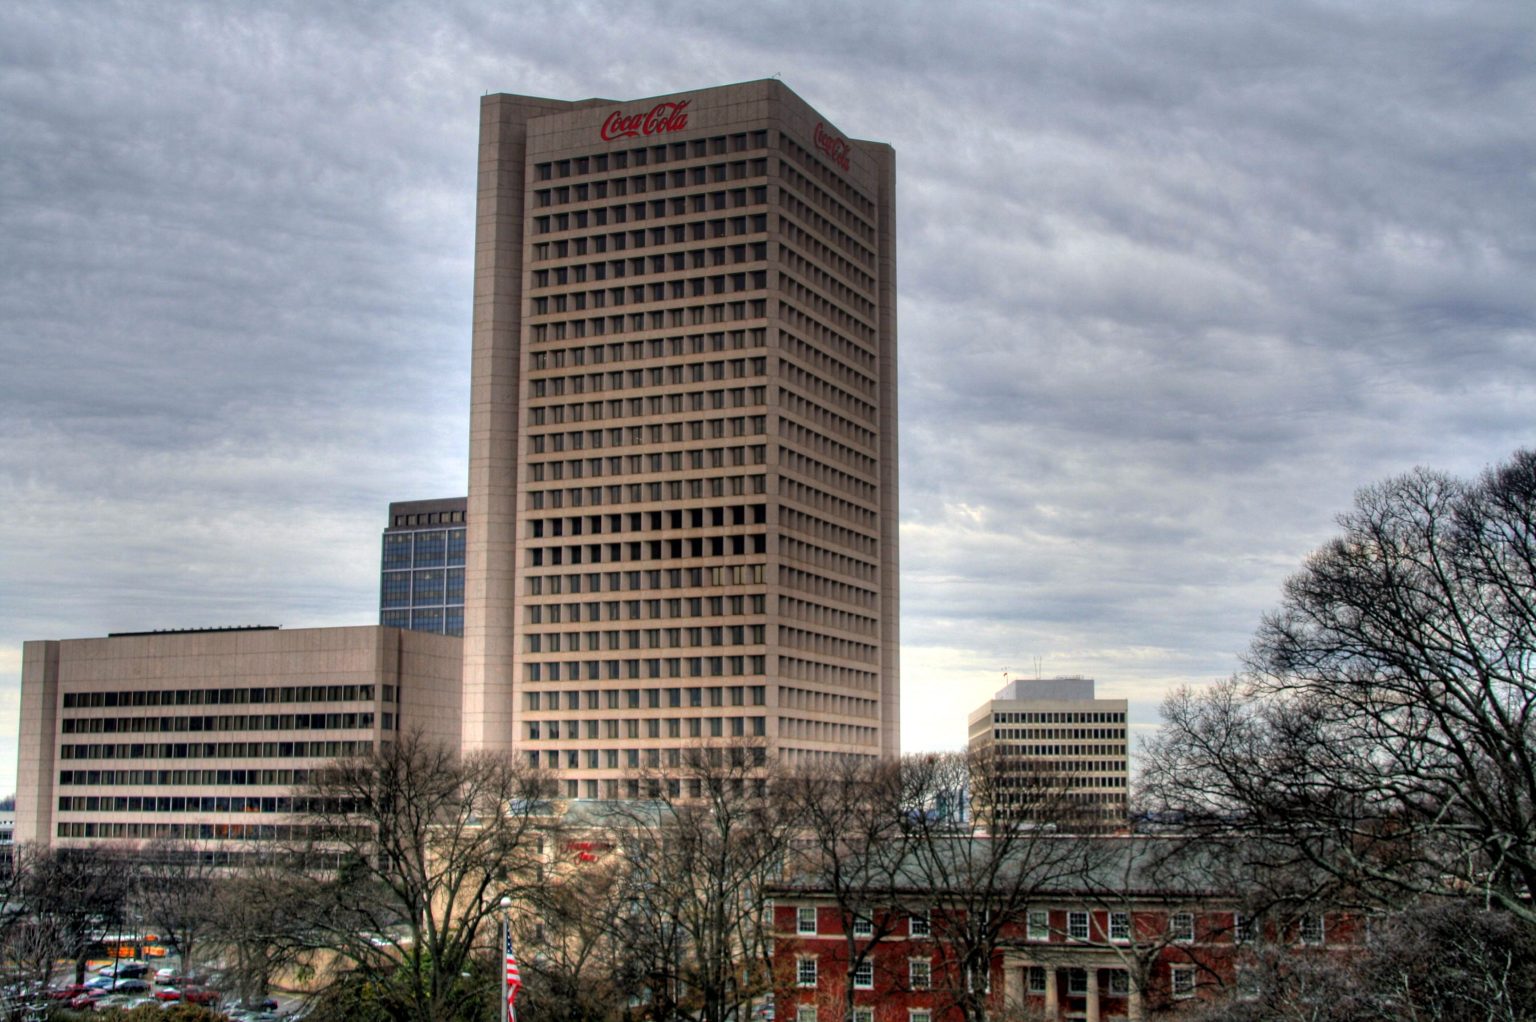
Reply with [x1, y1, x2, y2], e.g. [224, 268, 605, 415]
[781, 755, 913, 1022]
[22, 845, 133, 983]
[129, 839, 223, 977]
[201, 851, 311, 1008]
[280, 731, 556, 1022]
[1142, 452, 1536, 920]
[514, 846, 635, 1022]
[896, 750, 1090, 1022]
[607, 741, 793, 1022]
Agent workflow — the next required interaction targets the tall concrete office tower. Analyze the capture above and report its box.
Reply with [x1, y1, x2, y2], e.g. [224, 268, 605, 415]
[462, 81, 898, 796]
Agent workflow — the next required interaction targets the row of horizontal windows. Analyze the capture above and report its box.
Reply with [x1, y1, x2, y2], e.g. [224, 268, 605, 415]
[994, 711, 1126, 724]
[380, 568, 465, 607]
[529, 742, 769, 772]
[61, 767, 314, 786]
[533, 187, 769, 236]
[531, 449, 768, 486]
[526, 563, 765, 596]
[535, 131, 770, 182]
[379, 608, 463, 636]
[778, 135, 879, 232]
[527, 625, 766, 652]
[533, 214, 769, 249]
[531, 503, 767, 538]
[63, 684, 387, 710]
[994, 726, 1128, 740]
[528, 684, 767, 711]
[537, 158, 769, 206]
[59, 739, 376, 761]
[529, 714, 767, 742]
[529, 476, 767, 510]
[529, 534, 768, 567]
[994, 743, 1126, 757]
[533, 248, 769, 296]
[525, 655, 767, 682]
[995, 761, 1128, 778]
[59, 795, 308, 813]
[381, 528, 466, 569]
[56, 822, 345, 842]
[528, 593, 766, 623]
[389, 509, 464, 527]
[531, 415, 766, 449]
[61, 712, 380, 734]
[531, 268, 769, 314]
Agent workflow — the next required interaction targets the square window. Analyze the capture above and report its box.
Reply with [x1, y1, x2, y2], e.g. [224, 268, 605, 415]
[1170, 912, 1195, 942]
[1109, 970, 1130, 996]
[909, 910, 930, 938]
[909, 1013, 931, 1022]
[1068, 969, 1087, 995]
[854, 959, 873, 989]
[1109, 911, 1130, 941]
[852, 916, 874, 938]
[1027, 966, 1046, 994]
[1027, 910, 1050, 941]
[1068, 911, 1089, 941]
[853, 1010, 873, 1022]
[798, 907, 817, 935]
[909, 959, 931, 990]
[796, 1007, 817, 1022]
[1171, 965, 1196, 999]
[797, 958, 818, 987]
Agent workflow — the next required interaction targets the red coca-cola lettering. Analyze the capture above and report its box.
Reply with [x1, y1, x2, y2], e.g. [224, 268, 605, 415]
[813, 122, 851, 172]
[599, 100, 691, 141]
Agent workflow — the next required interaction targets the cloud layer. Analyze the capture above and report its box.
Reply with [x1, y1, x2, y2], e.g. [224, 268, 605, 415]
[3, 0, 1533, 791]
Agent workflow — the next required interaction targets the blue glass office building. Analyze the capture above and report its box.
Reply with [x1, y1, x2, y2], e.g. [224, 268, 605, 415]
[380, 497, 467, 636]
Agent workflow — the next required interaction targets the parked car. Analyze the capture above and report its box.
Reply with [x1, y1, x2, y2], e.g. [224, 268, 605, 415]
[182, 988, 220, 1006]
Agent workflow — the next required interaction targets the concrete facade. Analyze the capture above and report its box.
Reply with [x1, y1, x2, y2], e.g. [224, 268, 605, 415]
[14, 626, 461, 849]
[967, 678, 1129, 829]
[462, 81, 900, 797]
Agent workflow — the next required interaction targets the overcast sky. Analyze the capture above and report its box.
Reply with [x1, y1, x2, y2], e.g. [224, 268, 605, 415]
[2, 0, 1532, 794]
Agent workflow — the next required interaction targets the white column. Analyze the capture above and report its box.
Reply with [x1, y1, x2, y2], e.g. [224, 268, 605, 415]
[1044, 967, 1059, 1019]
[1086, 968, 1100, 1022]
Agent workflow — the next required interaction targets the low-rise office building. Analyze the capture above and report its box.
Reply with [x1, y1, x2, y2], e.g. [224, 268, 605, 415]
[967, 677, 1129, 830]
[15, 625, 461, 850]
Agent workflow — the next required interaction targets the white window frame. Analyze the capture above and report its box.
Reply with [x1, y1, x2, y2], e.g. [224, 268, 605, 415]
[1027, 965, 1047, 994]
[908, 909, 930, 938]
[1067, 968, 1088, 994]
[796, 1007, 817, 1022]
[1170, 964, 1196, 999]
[797, 906, 818, 935]
[1068, 911, 1090, 941]
[909, 958, 932, 990]
[1109, 911, 1130, 942]
[1234, 911, 1255, 944]
[1109, 969, 1130, 996]
[1170, 911, 1195, 943]
[853, 1009, 873, 1022]
[797, 957, 818, 988]
[853, 958, 874, 989]
[852, 915, 874, 938]
[1027, 909, 1050, 941]
[909, 1012, 931, 1022]
[1299, 914, 1324, 945]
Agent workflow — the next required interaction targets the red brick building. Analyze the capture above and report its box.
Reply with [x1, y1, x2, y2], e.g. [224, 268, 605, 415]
[768, 838, 1361, 1021]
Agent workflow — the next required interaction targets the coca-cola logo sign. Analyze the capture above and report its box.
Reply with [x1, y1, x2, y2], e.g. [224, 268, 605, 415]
[813, 122, 851, 172]
[599, 100, 691, 141]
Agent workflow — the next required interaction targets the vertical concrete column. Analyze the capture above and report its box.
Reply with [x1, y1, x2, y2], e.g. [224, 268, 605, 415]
[1086, 968, 1101, 1022]
[1127, 982, 1144, 1021]
[1004, 962, 1023, 1011]
[1043, 968, 1059, 1019]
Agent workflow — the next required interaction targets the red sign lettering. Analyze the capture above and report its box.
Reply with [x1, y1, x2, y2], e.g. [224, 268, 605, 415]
[600, 100, 691, 141]
[813, 122, 851, 172]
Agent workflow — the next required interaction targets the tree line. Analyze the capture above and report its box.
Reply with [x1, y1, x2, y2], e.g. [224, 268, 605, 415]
[3, 448, 1534, 1022]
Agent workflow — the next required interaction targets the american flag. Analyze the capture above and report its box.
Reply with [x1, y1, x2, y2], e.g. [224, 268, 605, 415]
[504, 928, 522, 1016]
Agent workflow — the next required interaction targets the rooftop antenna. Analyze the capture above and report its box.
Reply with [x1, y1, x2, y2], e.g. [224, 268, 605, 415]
[1034, 656, 1043, 680]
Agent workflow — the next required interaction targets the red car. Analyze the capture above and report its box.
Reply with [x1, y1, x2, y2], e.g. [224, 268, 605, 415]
[183, 988, 220, 1006]
[46, 983, 91, 1001]
[155, 987, 182, 1001]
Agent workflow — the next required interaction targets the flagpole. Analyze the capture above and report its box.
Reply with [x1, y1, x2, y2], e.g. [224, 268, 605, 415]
[500, 911, 509, 1022]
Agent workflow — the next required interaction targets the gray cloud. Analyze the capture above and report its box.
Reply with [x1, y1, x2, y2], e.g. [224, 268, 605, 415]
[3, 0, 1533, 791]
